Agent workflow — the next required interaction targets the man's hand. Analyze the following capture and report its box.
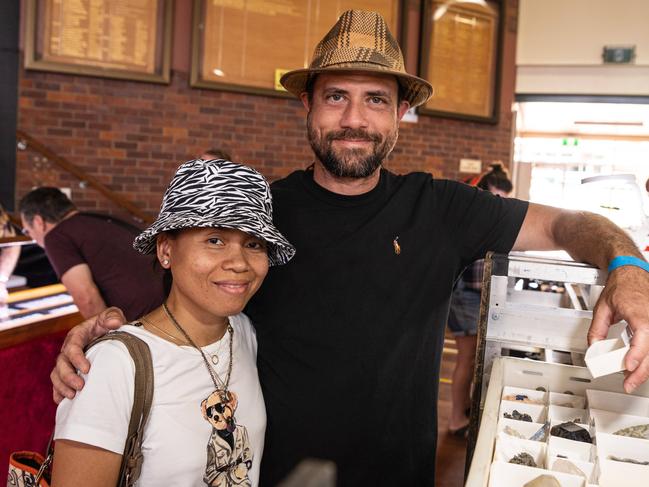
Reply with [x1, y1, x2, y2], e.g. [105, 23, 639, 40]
[589, 266, 649, 393]
[52, 307, 127, 403]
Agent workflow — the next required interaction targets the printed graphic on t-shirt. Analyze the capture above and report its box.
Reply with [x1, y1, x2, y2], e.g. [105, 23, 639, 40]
[201, 390, 253, 486]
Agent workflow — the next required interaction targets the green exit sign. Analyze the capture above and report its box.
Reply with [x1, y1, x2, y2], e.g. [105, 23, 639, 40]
[602, 46, 636, 64]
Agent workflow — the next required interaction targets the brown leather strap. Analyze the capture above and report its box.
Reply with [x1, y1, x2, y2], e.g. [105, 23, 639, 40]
[86, 330, 154, 487]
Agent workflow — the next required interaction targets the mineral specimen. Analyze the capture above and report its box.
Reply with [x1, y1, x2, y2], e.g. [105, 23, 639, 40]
[504, 409, 533, 422]
[523, 474, 561, 487]
[613, 424, 649, 440]
[503, 426, 526, 439]
[503, 394, 544, 405]
[550, 421, 592, 443]
[529, 422, 549, 442]
[609, 455, 649, 466]
[509, 452, 537, 467]
[551, 458, 587, 479]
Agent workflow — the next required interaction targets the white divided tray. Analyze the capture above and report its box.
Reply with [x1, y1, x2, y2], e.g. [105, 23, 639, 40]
[586, 389, 649, 416]
[550, 392, 586, 410]
[549, 404, 588, 424]
[497, 418, 548, 442]
[466, 356, 649, 487]
[596, 433, 649, 487]
[488, 461, 585, 487]
[590, 408, 649, 437]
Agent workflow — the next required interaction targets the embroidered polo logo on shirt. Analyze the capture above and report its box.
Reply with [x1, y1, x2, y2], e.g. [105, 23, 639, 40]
[393, 236, 401, 255]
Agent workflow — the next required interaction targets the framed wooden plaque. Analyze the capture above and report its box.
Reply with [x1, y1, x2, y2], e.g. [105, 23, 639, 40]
[190, 0, 401, 96]
[419, 0, 502, 122]
[24, 0, 173, 83]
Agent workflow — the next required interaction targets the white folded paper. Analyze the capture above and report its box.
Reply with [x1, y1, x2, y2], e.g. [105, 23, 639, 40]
[585, 325, 632, 378]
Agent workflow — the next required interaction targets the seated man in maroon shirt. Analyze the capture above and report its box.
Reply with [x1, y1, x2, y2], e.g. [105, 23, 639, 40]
[19, 187, 164, 320]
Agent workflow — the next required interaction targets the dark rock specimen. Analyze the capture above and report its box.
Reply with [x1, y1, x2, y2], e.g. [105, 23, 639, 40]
[504, 409, 533, 422]
[550, 421, 592, 443]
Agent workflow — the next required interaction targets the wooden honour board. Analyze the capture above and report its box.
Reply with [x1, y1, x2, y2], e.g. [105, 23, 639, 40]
[26, 0, 171, 82]
[423, 1, 499, 119]
[195, 0, 400, 93]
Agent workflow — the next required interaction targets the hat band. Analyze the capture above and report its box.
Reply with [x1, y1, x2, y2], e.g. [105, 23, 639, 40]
[310, 46, 405, 73]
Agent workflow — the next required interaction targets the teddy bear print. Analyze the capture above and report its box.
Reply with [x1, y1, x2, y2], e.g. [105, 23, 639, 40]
[201, 390, 253, 486]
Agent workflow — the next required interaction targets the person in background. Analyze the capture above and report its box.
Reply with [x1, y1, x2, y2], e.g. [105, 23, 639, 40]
[19, 188, 164, 320]
[447, 163, 513, 436]
[201, 148, 232, 161]
[0, 204, 21, 306]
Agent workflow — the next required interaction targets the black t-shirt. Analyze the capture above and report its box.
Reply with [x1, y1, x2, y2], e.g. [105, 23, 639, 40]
[44, 213, 165, 320]
[246, 168, 528, 486]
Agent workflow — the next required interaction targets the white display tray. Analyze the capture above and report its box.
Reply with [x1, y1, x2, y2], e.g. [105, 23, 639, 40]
[466, 356, 649, 487]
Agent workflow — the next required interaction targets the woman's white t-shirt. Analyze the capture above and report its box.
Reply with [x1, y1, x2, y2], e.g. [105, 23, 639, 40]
[55, 313, 266, 486]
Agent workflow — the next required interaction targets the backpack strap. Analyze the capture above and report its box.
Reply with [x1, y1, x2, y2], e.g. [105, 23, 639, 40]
[86, 329, 154, 487]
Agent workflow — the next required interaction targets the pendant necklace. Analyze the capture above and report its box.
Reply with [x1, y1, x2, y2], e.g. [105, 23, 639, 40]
[139, 316, 188, 346]
[162, 302, 233, 392]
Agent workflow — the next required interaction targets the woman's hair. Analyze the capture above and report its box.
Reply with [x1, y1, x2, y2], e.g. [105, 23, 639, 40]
[476, 163, 513, 194]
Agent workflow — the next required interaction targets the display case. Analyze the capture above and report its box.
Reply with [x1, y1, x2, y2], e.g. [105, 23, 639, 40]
[465, 252, 649, 487]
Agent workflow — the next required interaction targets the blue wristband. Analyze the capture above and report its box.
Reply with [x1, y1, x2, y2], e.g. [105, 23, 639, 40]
[608, 255, 649, 273]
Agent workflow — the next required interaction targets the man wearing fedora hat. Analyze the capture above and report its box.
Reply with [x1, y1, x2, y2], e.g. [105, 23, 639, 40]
[53, 9, 649, 486]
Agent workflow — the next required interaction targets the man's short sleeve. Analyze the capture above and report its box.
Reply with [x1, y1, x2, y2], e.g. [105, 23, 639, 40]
[54, 340, 135, 454]
[44, 227, 86, 278]
[434, 179, 529, 265]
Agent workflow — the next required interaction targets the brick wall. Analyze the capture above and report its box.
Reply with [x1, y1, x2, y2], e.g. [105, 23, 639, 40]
[16, 2, 517, 223]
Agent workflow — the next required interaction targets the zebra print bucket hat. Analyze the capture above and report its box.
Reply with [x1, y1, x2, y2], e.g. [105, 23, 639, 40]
[280, 9, 433, 108]
[133, 159, 295, 266]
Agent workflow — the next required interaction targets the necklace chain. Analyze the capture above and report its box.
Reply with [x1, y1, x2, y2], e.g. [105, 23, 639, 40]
[162, 302, 233, 391]
[139, 316, 188, 345]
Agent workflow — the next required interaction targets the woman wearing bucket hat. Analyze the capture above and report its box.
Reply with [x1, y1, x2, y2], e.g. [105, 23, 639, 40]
[51, 159, 294, 487]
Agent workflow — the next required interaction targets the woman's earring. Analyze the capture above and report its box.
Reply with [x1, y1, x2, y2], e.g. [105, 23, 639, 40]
[162, 259, 170, 267]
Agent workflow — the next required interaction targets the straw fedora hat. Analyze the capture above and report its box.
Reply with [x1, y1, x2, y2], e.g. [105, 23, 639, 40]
[280, 10, 433, 108]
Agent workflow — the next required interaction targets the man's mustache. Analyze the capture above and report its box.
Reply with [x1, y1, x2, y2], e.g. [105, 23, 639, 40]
[326, 129, 382, 143]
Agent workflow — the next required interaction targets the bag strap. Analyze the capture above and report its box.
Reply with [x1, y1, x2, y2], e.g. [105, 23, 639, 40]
[86, 330, 154, 487]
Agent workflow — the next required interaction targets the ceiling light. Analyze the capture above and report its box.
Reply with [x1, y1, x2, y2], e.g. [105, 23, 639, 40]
[574, 121, 643, 126]
[433, 0, 489, 21]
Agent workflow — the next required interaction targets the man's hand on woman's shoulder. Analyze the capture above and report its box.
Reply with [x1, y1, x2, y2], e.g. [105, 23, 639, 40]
[52, 307, 127, 403]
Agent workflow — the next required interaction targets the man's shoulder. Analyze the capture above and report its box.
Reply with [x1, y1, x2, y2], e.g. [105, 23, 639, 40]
[270, 169, 305, 192]
[269, 169, 311, 207]
[44, 214, 87, 246]
[384, 169, 458, 194]
[48, 213, 88, 235]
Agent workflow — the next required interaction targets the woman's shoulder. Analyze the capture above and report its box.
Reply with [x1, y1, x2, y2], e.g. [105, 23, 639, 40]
[84, 324, 163, 369]
[230, 313, 258, 352]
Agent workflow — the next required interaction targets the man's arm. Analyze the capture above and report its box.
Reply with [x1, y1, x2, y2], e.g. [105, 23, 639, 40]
[61, 264, 108, 319]
[514, 203, 649, 392]
[51, 307, 127, 403]
[0, 245, 21, 305]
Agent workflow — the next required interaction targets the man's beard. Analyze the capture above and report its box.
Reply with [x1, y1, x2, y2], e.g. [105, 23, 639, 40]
[307, 114, 398, 179]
